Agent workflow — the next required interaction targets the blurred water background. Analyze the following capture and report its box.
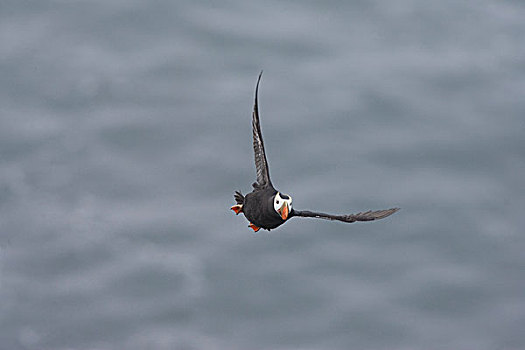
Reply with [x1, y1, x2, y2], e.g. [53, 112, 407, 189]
[1, 1, 524, 349]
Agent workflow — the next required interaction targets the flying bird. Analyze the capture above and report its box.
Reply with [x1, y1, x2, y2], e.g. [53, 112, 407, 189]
[231, 72, 399, 232]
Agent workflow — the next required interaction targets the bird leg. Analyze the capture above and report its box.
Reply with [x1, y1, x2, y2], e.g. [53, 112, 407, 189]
[248, 223, 260, 232]
[231, 205, 243, 215]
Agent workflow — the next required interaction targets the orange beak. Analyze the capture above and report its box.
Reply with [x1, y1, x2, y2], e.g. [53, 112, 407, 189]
[279, 203, 289, 220]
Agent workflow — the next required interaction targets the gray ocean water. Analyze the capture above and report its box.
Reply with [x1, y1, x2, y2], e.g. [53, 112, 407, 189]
[1, 1, 524, 349]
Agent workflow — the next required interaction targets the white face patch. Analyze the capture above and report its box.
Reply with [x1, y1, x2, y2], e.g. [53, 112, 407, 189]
[273, 192, 293, 214]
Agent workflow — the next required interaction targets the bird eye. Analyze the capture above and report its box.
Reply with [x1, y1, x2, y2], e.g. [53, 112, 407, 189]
[276, 200, 279, 204]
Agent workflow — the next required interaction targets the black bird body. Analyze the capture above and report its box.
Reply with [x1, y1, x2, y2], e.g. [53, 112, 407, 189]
[231, 72, 399, 232]
[242, 187, 283, 230]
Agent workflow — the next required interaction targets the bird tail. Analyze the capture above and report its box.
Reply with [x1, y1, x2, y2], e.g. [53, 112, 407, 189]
[234, 191, 245, 205]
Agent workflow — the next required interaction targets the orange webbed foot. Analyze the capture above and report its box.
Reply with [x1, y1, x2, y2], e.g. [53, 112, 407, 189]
[231, 205, 243, 215]
[248, 223, 260, 232]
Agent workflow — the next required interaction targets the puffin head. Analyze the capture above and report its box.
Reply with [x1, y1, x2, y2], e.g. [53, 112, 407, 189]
[274, 192, 293, 220]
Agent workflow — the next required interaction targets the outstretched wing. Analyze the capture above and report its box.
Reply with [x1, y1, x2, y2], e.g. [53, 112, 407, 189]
[292, 208, 400, 223]
[251, 71, 272, 190]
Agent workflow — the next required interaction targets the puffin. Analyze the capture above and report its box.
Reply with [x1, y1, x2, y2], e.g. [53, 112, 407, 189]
[231, 72, 399, 232]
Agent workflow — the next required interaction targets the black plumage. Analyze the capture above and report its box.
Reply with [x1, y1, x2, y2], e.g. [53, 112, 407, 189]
[231, 72, 399, 232]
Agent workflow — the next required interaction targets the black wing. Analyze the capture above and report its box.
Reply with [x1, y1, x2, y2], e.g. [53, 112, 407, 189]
[291, 208, 399, 223]
[251, 71, 272, 190]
